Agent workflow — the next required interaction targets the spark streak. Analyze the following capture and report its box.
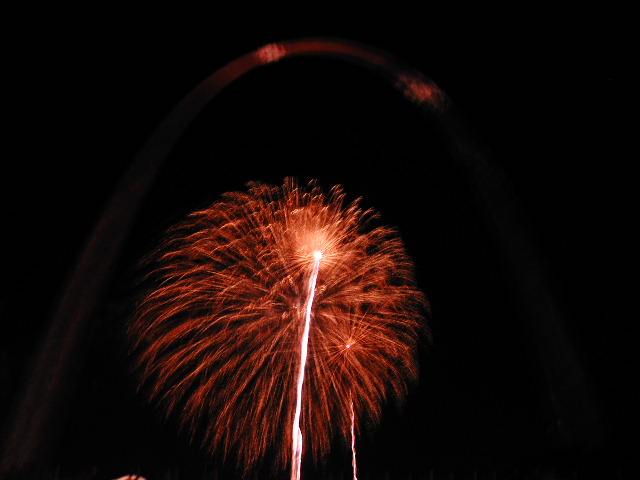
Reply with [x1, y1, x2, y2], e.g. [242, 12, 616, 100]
[350, 398, 358, 480]
[292, 252, 322, 480]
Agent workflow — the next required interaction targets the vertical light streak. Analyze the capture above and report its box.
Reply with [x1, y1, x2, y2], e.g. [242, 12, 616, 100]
[350, 397, 358, 480]
[291, 251, 323, 480]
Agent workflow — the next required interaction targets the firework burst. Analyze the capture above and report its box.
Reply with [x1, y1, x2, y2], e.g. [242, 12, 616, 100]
[129, 178, 428, 475]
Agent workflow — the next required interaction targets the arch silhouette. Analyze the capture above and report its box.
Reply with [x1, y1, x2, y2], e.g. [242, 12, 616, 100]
[1, 37, 599, 473]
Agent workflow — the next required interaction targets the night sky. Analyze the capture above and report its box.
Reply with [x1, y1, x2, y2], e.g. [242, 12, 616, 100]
[1, 12, 634, 480]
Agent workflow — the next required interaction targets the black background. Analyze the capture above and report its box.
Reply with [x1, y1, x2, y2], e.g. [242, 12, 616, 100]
[1, 9, 634, 480]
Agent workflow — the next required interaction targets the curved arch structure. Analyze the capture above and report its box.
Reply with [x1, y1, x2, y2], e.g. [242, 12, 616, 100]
[1, 38, 599, 473]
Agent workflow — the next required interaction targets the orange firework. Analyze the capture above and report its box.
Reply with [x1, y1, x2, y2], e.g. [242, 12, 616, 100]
[129, 178, 428, 475]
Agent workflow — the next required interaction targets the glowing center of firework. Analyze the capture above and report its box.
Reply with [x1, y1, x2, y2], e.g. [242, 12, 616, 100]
[292, 251, 322, 480]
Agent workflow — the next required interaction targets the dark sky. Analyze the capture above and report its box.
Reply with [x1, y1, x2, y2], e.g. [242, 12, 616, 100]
[2, 12, 634, 480]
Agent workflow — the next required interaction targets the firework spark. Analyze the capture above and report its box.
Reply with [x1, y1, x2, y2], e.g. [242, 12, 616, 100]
[129, 178, 428, 475]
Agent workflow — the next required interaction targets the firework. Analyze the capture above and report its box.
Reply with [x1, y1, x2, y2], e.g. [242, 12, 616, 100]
[129, 178, 428, 475]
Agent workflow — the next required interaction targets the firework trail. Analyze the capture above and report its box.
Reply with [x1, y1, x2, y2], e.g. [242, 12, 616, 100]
[130, 178, 428, 476]
[350, 397, 358, 480]
[292, 250, 321, 480]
